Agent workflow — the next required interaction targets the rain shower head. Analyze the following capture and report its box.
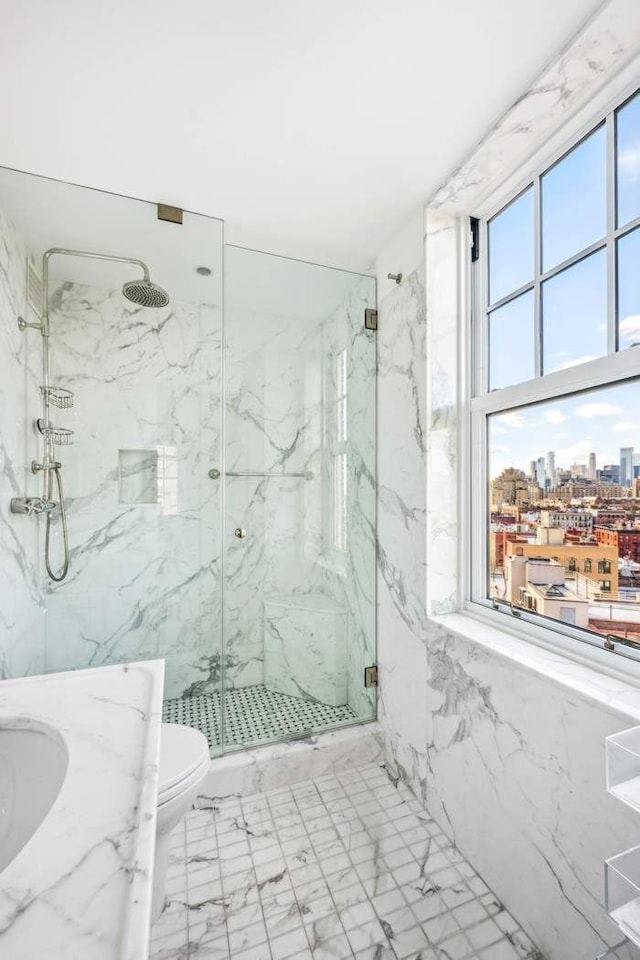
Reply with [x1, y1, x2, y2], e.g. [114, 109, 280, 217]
[122, 278, 170, 308]
[41, 247, 170, 313]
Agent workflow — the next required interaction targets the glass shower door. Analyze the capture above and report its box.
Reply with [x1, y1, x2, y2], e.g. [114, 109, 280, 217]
[0, 164, 230, 755]
[221, 245, 377, 750]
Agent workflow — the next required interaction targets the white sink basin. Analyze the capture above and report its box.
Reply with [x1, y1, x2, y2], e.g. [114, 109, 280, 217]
[0, 721, 68, 872]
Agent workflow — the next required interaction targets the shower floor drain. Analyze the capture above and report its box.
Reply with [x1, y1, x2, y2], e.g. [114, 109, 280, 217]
[162, 683, 358, 751]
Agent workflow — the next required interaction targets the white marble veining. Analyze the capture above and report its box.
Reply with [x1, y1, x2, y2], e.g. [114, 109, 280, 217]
[376, 255, 428, 803]
[198, 723, 384, 800]
[150, 761, 541, 960]
[264, 594, 347, 706]
[44, 282, 223, 701]
[431, 0, 640, 215]
[37, 252, 376, 733]
[0, 201, 44, 679]
[424, 208, 459, 618]
[224, 268, 377, 722]
[0, 659, 164, 960]
[373, 4, 640, 959]
[423, 619, 640, 960]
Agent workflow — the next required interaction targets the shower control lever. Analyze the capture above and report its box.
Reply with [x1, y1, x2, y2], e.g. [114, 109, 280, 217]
[10, 497, 57, 516]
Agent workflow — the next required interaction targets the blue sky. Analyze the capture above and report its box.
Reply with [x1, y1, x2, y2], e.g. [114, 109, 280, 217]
[490, 381, 640, 478]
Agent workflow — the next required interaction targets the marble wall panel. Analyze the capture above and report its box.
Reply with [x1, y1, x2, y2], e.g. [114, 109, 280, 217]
[424, 619, 640, 960]
[263, 594, 347, 706]
[373, 6, 640, 959]
[44, 282, 223, 699]
[0, 204, 44, 677]
[223, 306, 325, 689]
[375, 258, 428, 800]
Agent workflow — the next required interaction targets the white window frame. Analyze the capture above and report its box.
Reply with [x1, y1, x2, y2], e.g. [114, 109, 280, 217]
[464, 66, 640, 670]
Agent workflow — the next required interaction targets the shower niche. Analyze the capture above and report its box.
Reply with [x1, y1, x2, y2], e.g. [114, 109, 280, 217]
[119, 450, 161, 504]
[0, 164, 377, 754]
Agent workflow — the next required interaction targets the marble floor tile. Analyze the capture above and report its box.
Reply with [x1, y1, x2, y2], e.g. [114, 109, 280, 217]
[149, 762, 541, 960]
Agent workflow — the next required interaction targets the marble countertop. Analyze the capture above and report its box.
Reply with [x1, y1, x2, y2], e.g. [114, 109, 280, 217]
[0, 659, 164, 960]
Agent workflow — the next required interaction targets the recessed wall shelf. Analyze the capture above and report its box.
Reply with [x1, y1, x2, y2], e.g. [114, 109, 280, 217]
[606, 727, 640, 814]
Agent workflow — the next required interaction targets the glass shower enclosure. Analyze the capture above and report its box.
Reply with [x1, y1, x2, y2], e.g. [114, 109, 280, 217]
[0, 166, 377, 754]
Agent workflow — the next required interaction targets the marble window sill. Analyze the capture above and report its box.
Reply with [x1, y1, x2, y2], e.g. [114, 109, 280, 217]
[430, 610, 640, 723]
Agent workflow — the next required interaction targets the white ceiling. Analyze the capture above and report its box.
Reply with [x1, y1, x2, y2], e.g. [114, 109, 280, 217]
[0, 0, 605, 272]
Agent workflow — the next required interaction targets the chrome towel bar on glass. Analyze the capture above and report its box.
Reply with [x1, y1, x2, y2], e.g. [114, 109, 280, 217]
[208, 468, 313, 480]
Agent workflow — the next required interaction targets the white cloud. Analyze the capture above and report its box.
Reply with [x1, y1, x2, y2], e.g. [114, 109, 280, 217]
[551, 355, 597, 372]
[544, 409, 567, 425]
[494, 411, 524, 429]
[555, 439, 595, 463]
[619, 145, 640, 181]
[619, 314, 640, 345]
[554, 432, 568, 440]
[612, 421, 640, 433]
[576, 402, 623, 419]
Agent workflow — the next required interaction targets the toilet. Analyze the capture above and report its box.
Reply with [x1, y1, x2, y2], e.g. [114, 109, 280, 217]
[152, 722, 210, 921]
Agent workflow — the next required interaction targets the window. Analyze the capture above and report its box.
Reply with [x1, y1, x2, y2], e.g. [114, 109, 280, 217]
[473, 88, 640, 660]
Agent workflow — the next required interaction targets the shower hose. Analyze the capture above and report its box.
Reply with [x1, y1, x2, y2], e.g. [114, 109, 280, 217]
[45, 464, 70, 582]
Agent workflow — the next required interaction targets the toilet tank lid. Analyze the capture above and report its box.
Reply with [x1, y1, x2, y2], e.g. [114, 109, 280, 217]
[159, 722, 210, 793]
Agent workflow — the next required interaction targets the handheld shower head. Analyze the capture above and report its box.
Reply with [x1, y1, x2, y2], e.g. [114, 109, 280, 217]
[122, 278, 170, 308]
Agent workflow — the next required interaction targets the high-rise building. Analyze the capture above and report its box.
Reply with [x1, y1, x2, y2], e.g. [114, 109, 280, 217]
[588, 452, 596, 480]
[602, 464, 621, 484]
[536, 456, 546, 490]
[546, 451, 556, 487]
[620, 447, 634, 487]
[530, 460, 537, 482]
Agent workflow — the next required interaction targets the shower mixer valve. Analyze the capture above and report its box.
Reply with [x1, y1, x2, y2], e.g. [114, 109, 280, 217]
[32, 459, 62, 473]
[10, 497, 57, 516]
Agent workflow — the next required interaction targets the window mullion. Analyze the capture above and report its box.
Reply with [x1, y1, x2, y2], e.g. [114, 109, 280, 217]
[533, 176, 542, 376]
[476, 219, 489, 397]
[606, 110, 617, 354]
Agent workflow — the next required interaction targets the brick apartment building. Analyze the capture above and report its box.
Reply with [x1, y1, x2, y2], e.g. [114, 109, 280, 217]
[596, 527, 640, 563]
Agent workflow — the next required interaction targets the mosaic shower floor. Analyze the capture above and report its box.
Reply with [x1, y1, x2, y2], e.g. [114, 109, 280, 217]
[163, 684, 358, 751]
[150, 762, 541, 960]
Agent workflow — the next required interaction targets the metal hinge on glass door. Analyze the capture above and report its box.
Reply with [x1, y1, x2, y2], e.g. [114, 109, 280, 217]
[364, 665, 378, 688]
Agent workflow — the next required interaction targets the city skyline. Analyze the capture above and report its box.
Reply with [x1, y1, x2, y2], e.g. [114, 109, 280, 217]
[489, 380, 640, 480]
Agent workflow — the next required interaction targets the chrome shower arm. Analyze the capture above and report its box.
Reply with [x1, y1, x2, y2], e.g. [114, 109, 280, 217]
[43, 247, 150, 279]
[42, 247, 151, 333]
